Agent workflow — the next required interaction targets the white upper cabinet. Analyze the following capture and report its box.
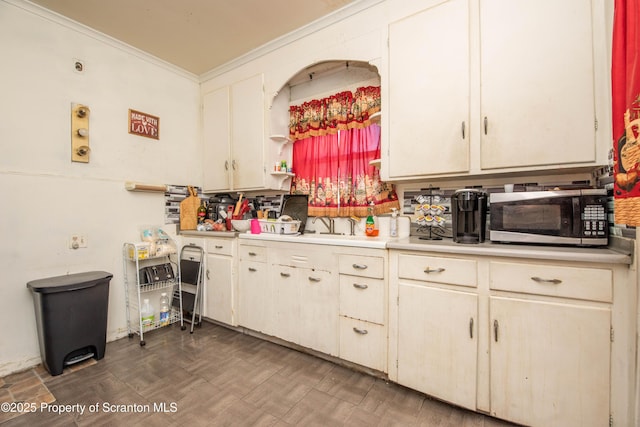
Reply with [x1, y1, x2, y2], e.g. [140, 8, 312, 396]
[384, 0, 607, 180]
[203, 74, 265, 192]
[479, 0, 597, 170]
[203, 87, 231, 192]
[388, 0, 470, 178]
[231, 74, 265, 190]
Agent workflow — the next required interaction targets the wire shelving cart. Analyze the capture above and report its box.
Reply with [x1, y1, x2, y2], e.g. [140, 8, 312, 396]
[123, 238, 185, 346]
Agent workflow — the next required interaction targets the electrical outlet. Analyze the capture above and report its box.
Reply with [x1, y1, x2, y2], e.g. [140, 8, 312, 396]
[69, 234, 87, 249]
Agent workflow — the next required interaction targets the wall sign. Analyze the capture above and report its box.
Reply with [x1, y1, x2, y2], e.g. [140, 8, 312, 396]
[128, 109, 159, 140]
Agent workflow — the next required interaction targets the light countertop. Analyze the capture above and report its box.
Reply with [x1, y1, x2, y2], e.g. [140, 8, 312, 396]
[181, 230, 633, 264]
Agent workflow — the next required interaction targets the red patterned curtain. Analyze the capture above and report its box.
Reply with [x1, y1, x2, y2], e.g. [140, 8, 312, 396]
[612, 0, 640, 225]
[290, 86, 399, 217]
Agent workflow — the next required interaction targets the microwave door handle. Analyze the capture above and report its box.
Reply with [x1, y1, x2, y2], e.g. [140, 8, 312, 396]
[572, 197, 582, 236]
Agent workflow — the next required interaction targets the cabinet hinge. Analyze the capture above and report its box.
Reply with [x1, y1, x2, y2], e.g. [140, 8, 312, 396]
[609, 414, 613, 427]
[396, 359, 398, 368]
[595, 117, 599, 131]
[397, 295, 399, 306]
[610, 326, 614, 342]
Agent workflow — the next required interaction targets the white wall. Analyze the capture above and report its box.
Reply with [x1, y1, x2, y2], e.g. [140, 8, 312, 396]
[0, 1, 201, 376]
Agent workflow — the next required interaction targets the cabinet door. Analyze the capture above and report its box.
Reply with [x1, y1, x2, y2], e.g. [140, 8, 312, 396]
[231, 74, 265, 190]
[490, 297, 610, 426]
[397, 283, 478, 410]
[480, 0, 596, 169]
[388, 0, 469, 178]
[299, 269, 337, 356]
[204, 253, 233, 326]
[203, 87, 231, 192]
[237, 260, 272, 334]
[271, 264, 300, 344]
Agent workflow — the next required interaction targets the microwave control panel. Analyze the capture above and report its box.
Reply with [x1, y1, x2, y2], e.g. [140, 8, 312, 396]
[581, 196, 608, 238]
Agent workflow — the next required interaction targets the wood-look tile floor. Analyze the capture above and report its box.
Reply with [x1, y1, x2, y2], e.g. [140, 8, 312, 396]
[3, 322, 518, 426]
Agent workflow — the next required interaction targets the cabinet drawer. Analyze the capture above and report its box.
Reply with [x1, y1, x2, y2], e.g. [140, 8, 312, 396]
[205, 237, 234, 256]
[490, 261, 612, 303]
[339, 275, 384, 324]
[398, 254, 477, 287]
[238, 245, 267, 262]
[339, 254, 384, 279]
[339, 317, 386, 372]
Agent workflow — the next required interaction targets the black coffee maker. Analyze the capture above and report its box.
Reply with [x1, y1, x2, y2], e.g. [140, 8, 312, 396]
[451, 189, 487, 244]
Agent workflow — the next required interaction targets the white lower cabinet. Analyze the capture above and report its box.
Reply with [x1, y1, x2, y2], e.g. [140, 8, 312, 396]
[203, 237, 236, 326]
[489, 296, 610, 426]
[237, 244, 273, 335]
[488, 260, 612, 427]
[389, 250, 632, 427]
[395, 254, 478, 410]
[237, 240, 387, 369]
[338, 252, 388, 372]
[397, 284, 477, 410]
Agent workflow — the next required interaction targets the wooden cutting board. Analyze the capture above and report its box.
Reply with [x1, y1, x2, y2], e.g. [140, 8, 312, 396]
[180, 186, 200, 230]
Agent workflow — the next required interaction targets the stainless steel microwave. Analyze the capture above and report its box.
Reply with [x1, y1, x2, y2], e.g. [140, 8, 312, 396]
[489, 189, 608, 246]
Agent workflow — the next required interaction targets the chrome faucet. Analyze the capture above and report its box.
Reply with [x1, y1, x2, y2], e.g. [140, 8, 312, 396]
[312, 216, 335, 234]
[347, 217, 358, 236]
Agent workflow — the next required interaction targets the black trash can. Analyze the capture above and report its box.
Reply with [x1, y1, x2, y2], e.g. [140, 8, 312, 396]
[27, 271, 112, 376]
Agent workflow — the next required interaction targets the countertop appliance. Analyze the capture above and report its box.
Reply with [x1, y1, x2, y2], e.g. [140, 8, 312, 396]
[451, 189, 487, 244]
[489, 189, 608, 246]
[207, 194, 237, 222]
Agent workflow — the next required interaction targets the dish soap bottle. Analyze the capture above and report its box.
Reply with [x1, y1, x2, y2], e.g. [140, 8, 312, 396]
[390, 207, 398, 237]
[141, 298, 154, 330]
[159, 293, 170, 326]
[365, 202, 379, 237]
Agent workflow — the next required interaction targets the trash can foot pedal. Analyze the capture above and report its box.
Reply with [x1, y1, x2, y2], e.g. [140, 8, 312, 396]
[64, 352, 95, 366]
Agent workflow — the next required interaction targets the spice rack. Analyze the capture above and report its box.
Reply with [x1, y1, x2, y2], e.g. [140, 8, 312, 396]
[122, 239, 185, 346]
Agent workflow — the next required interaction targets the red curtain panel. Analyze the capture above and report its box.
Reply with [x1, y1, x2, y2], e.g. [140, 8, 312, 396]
[612, 0, 640, 225]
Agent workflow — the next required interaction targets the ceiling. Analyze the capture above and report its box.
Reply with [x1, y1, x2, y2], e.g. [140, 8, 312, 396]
[29, 0, 358, 76]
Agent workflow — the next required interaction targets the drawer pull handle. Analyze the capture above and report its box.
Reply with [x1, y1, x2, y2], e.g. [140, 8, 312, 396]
[493, 319, 499, 342]
[280, 272, 290, 278]
[248, 267, 257, 272]
[353, 327, 368, 335]
[424, 267, 445, 274]
[469, 317, 474, 339]
[308, 276, 321, 283]
[215, 245, 223, 249]
[206, 269, 210, 280]
[352, 263, 368, 270]
[248, 252, 257, 256]
[531, 276, 562, 284]
[461, 121, 466, 139]
[353, 283, 368, 290]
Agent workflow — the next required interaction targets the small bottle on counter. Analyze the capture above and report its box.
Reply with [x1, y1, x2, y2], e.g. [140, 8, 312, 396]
[197, 200, 207, 224]
[390, 207, 398, 237]
[365, 202, 379, 237]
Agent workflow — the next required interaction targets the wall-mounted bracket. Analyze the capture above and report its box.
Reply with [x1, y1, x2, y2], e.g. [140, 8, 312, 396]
[71, 103, 90, 163]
